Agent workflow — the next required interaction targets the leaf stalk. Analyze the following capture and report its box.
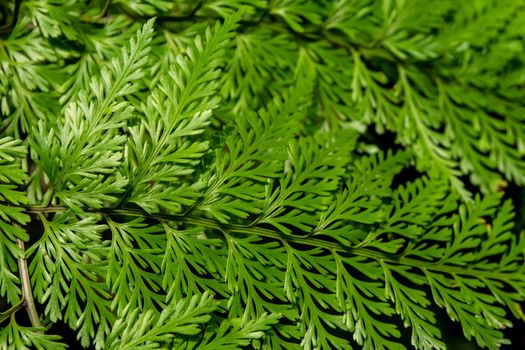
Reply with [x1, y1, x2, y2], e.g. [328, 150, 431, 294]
[17, 239, 43, 330]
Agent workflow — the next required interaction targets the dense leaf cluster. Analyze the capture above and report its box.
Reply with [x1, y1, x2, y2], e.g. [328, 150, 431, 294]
[1, 1, 525, 349]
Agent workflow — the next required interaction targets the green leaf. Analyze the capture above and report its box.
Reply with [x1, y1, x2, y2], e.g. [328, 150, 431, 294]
[121, 13, 242, 213]
[105, 292, 219, 350]
[0, 315, 67, 350]
[197, 312, 281, 350]
[32, 19, 156, 208]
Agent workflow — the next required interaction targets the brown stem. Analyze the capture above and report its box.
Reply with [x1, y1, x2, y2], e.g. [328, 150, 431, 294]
[17, 239, 42, 330]
[100, 0, 112, 17]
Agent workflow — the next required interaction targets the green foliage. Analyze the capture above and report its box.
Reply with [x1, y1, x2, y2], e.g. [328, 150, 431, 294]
[1, 1, 525, 349]
[0, 314, 66, 350]
[0, 137, 29, 305]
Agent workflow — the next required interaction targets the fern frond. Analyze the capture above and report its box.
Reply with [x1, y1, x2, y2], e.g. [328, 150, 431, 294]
[0, 137, 28, 304]
[31, 19, 155, 208]
[105, 292, 218, 350]
[120, 13, 241, 212]
[0, 315, 66, 350]
[27, 213, 112, 348]
[161, 223, 229, 301]
[106, 217, 164, 314]
[258, 133, 353, 234]
[0, 18, 61, 136]
[335, 254, 404, 350]
[2, 3, 525, 349]
[196, 312, 280, 350]
[314, 150, 411, 244]
[196, 82, 307, 222]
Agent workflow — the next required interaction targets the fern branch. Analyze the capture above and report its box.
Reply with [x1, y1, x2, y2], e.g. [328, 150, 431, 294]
[20, 204, 522, 282]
